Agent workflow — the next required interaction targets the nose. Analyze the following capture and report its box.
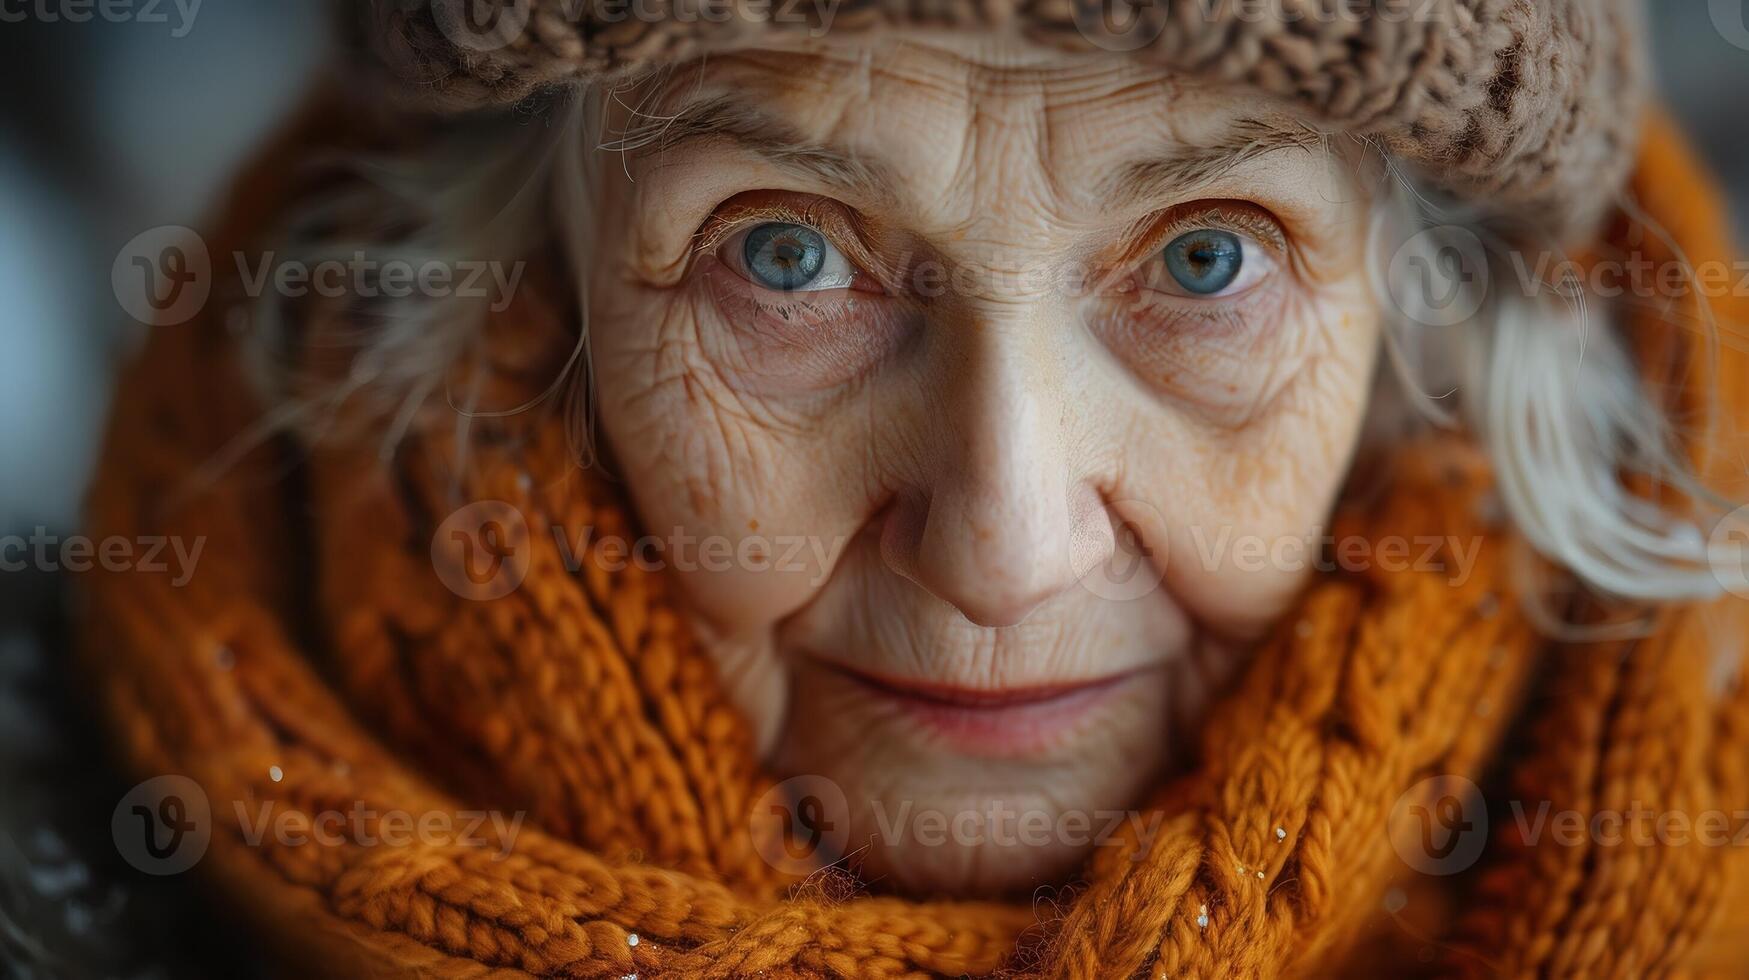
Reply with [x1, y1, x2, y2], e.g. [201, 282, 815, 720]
[881, 319, 1109, 628]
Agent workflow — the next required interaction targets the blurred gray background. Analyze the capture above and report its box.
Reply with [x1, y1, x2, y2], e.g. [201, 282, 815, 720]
[0, 4, 1744, 977]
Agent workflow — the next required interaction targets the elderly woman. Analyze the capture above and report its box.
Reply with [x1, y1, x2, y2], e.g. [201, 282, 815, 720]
[86, 1, 1749, 976]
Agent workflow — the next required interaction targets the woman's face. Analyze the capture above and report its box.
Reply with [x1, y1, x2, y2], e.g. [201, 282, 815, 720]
[590, 36, 1382, 895]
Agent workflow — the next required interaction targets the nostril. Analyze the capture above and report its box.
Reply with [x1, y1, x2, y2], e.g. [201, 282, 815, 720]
[877, 494, 930, 587]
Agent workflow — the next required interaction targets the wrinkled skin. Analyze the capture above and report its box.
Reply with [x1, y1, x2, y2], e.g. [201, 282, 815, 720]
[588, 35, 1382, 896]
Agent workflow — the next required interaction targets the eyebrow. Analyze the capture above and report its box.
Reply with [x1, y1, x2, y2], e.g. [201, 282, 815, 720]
[604, 92, 902, 203]
[1099, 117, 1330, 211]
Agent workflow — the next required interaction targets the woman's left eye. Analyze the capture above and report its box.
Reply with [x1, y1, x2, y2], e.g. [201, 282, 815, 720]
[1141, 228, 1273, 298]
[727, 221, 861, 292]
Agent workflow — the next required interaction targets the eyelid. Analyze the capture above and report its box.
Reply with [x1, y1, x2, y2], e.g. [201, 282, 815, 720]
[1139, 201, 1288, 259]
[694, 192, 877, 272]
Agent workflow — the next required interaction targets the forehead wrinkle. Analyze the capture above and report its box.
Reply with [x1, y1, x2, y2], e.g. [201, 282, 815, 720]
[613, 91, 901, 204]
[913, 64, 1105, 241]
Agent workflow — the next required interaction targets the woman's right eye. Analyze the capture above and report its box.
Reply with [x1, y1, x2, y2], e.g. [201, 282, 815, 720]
[1143, 227, 1273, 299]
[726, 221, 862, 292]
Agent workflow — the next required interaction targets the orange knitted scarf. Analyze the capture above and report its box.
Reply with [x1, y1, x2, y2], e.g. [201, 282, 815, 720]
[83, 112, 1749, 977]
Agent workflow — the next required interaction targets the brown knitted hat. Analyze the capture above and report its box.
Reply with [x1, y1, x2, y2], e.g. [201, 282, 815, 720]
[360, 0, 1645, 242]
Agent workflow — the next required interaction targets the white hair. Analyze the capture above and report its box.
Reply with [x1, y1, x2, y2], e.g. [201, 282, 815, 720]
[244, 88, 1731, 615]
[1367, 187, 1728, 617]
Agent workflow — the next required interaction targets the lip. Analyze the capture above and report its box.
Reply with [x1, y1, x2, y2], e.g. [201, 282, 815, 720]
[808, 659, 1150, 758]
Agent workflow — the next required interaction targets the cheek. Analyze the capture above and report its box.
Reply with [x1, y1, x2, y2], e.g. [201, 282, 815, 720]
[698, 258, 911, 393]
[1116, 285, 1382, 636]
[587, 275, 867, 631]
[1093, 281, 1319, 424]
[590, 281, 747, 520]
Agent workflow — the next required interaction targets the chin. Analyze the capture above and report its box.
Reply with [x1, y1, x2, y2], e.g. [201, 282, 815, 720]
[768, 656, 1181, 897]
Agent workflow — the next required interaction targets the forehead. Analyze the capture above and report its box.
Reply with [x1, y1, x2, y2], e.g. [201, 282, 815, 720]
[616, 35, 1337, 218]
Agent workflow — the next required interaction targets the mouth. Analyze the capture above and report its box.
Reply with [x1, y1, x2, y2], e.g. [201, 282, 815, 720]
[808, 658, 1151, 758]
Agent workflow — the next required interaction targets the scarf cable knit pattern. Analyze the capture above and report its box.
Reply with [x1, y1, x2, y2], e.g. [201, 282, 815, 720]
[82, 93, 1749, 980]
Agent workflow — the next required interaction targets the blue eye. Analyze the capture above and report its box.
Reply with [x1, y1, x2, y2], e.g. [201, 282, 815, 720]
[1162, 229, 1244, 295]
[743, 222, 829, 291]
